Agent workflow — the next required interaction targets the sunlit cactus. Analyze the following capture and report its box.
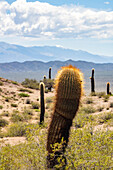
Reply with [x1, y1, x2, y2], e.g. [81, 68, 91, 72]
[40, 82, 45, 124]
[107, 82, 110, 95]
[49, 67, 51, 79]
[47, 65, 83, 168]
[90, 68, 95, 93]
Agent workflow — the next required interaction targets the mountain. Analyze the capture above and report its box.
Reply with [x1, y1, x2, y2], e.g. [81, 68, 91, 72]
[0, 42, 113, 63]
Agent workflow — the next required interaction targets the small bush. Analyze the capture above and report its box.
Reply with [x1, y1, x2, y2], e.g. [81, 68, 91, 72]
[26, 99, 31, 104]
[110, 102, 113, 108]
[19, 88, 33, 93]
[98, 112, 113, 124]
[10, 113, 24, 122]
[104, 95, 109, 102]
[0, 105, 3, 109]
[18, 93, 30, 97]
[0, 88, 2, 92]
[22, 78, 39, 90]
[0, 81, 3, 86]
[32, 102, 39, 109]
[80, 106, 96, 114]
[11, 103, 18, 107]
[11, 81, 19, 85]
[0, 118, 8, 127]
[5, 97, 10, 102]
[97, 106, 104, 112]
[86, 98, 93, 104]
[1, 111, 9, 117]
[97, 92, 106, 98]
[6, 123, 27, 137]
[46, 97, 53, 103]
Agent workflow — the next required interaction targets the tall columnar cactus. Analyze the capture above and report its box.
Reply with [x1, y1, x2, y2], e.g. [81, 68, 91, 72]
[90, 68, 95, 93]
[40, 82, 45, 124]
[47, 65, 83, 168]
[49, 67, 51, 79]
[107, 82, 110, 95]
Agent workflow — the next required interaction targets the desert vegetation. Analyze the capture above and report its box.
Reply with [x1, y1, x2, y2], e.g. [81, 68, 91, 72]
[0, 67, 113, 169]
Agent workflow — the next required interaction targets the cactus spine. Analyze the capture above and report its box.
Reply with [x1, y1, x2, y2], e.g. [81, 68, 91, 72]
[107, 82, 110, 95]
[47, 65, 83, 168]
[49, 67, 51, 79]
[90, 68, 95, 93]
[40, 82, 45, 124]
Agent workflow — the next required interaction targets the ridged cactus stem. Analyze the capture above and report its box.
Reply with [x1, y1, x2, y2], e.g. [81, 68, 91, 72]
[47, 65, 83, 168]
[107, 82, 110, 95]
[90, 68, 95, 93]
[49, 67, 51, 79]
[40, 82, 45, 124]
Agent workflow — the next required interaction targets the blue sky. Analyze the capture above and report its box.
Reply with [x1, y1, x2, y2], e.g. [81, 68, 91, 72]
[1, 0, 113, 57]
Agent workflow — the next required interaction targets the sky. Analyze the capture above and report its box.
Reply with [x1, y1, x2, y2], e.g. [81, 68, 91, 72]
[0, 0, 113, 57]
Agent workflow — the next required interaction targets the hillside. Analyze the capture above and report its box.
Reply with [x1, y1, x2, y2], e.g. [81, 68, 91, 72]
[0, 76, 113, 169]
[0, 42, 113, 63]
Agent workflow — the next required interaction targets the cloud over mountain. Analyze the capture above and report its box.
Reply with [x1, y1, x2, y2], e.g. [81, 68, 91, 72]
[0, 0, 113, 39]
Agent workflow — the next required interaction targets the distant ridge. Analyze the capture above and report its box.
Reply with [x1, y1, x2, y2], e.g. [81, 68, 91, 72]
[0, 42, 113, 63]
[0, 59, 113, 72]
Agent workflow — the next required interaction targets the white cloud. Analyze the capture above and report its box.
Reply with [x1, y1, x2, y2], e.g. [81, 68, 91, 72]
[0, 0, 113, 39]
[104, 2, 110, 5]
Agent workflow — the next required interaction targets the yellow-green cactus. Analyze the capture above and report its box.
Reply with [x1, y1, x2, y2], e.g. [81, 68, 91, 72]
[47, 65, 83, 168]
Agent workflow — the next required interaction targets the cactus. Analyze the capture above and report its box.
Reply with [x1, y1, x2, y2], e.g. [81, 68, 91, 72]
[40, 82, 45, 124]
[49, 67, 51, 79]
[47, 65, 83, 168]
[107, 82, 110, 95]
[90, 68, 95, 93]
[43, 75, 46, 80]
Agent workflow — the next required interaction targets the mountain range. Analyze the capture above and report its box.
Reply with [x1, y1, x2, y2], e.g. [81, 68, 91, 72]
[0, 42, 113, 63]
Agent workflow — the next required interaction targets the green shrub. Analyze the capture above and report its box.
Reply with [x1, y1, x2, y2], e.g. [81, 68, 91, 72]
[98, 112, 113, 124]
[11, 103, 18, 107]
[97, 92, 106, 98]
[22, 78, 39, 90]
[46, 97, 53, 103]
[0, 118, 8, 127]
[19, 88, 33, 93]
[11, 81, 19, 85]
[26, 98, 31, 104]
[10, 113, 24, 122]
[110, 102, 113, 108]
[32, 102, 39, 109]
[0, 81, 3, 86]
[6, 123, 27, 137]
[0, 105, 3, 109]
[85, 98, 93, 104]
[80, 105, 96, 114]
[18, 93, 30, 97]
[103, 95, 109, 102]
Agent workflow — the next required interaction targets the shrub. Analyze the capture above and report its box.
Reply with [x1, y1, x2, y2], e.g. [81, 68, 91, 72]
[80, 105, 96, 114]
[110, 102, 113, 108]
[19, 88, 33, 93]
[11, 81, 19, 85]
[46, 97, 53, 103]
[22, 78, 39, 90]
[26, 98, 31, 104]
[86, 98, 93, 104]
[18, 93, 30, 97]
[103, 95, 109, 102]
[98, 112, 113, 124]
[0, 105, 3, 109]
[97, 92, 106, 98]
[6, 123, 27, 137]
[10, 113, 24, 122]
[32, 102, 40, 109]
[0, 118, 8, 127]
[11, 103, 18, 107]
[0, 81, 3, 86]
